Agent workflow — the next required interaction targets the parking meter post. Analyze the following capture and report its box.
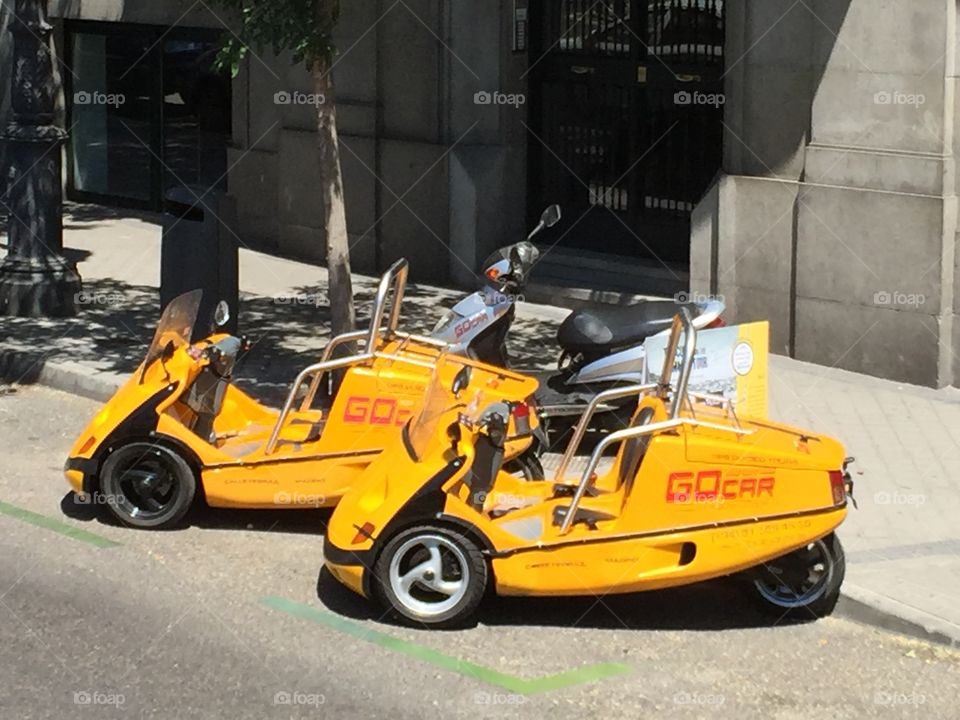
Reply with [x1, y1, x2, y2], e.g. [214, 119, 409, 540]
[160, 187, 239, 340]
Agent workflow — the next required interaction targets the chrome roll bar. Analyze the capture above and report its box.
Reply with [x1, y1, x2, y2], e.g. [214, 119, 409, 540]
[551, 383, 659, 483]
[557, 416, 754, 534]
[265, 259, 454, 455]
[367, 258, 408, 350]
[554, 304, 754, 535]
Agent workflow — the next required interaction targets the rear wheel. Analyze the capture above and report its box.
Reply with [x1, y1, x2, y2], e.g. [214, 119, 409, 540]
[374, 526, 488, 628]
[504, 451, 545, 481]
[750, 533, 845, 619]
[98, 442, 197, 529]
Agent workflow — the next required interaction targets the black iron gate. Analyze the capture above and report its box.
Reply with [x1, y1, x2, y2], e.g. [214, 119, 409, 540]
[527, 0, 725, 263]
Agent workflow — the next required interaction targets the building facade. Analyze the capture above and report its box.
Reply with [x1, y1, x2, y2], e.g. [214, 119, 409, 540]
[2, 1, 956, 386]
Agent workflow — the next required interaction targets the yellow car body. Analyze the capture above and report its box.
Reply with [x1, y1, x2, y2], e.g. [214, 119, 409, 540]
[63, 262, 543, 528]
[325, 314, 854, 627]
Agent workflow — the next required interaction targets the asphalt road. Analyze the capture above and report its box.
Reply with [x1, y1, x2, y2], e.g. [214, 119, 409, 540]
[1, 385, 958, 719]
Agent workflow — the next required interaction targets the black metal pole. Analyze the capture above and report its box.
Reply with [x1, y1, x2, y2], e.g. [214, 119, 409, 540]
[0, 0, 80, 316]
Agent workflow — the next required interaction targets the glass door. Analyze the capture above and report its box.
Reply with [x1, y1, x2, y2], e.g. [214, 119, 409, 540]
[68, 30, 159, 205]
[66, 22, 231, 211]
[162, 38, 231, 197]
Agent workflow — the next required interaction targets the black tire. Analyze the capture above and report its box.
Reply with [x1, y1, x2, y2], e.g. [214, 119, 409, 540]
[749, 532, 845, 619]
[373, 525, 488, 628]
[504, 450, 545, 481]
[98, 441, 197, 529]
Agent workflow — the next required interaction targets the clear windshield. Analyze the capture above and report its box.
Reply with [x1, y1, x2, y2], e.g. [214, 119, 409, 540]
[139, 290, 202, 383]
[407, 354, 483, 460]
[407, 356, 454, 460]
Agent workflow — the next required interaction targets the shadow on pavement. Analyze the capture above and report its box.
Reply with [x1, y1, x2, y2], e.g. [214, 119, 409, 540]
[314, 562, 803, 632]
[2, 271, 557, 404]
[60, 491, 333, 535]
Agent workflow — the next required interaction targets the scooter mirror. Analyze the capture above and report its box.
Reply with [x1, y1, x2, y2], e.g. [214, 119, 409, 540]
[451, 365, 472, 398]
[542, 204, 562, 228]
[213, 301, 230, 328]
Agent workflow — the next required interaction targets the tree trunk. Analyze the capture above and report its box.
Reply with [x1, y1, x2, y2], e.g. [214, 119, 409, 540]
[312, 57, 355, 339]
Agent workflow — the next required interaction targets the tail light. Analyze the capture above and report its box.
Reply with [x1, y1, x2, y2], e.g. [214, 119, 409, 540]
[707, 316, 726, 329]
[513, 401, 531, 435]
[828, 470, 845, 505]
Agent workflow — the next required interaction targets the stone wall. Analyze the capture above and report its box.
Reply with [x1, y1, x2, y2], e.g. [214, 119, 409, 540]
[692, 0, 959, 387]
[43, 0, 526, 286]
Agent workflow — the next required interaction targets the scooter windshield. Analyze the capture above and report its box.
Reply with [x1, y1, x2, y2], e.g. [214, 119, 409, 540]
[139, 290, 203, 383]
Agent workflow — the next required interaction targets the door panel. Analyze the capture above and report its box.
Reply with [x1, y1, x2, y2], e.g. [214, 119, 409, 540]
[528, 0, 725, 263]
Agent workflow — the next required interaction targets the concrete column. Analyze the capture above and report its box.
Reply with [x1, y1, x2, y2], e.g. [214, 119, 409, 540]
[691, 0, 960, 387]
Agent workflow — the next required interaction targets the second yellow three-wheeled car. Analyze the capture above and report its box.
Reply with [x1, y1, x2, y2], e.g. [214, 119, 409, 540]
[324, 309, 855, 627]
[63, 261, 544, 529]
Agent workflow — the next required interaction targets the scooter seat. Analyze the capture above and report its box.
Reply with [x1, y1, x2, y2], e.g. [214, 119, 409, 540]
[556, 300, 697, 355]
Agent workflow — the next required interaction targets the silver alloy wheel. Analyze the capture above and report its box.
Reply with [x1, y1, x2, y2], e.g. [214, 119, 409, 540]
[388, 534, 470, 618]
[753, 538, 834, 609]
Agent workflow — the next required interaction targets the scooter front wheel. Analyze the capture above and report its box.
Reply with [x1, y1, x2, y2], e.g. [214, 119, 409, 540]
[750, 532, 845, 619]
[374, 526, 488, 628]
[98, 442, 197, 530]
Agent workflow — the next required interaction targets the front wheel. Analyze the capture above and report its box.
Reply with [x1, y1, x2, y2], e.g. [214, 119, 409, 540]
[373, 526, 488, 628]
[98, 442, 197, 529]
[750, 533, 845, 619]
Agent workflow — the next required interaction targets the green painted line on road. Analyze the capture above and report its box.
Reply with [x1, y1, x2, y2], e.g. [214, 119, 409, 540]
[260, 595, 631, 694]
[0, 500, 121, 549]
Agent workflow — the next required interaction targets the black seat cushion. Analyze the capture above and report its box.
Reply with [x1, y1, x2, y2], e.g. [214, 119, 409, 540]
[557, 301, 697, 355]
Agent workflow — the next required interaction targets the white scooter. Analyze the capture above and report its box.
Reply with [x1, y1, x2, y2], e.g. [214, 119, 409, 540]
[432, 205, 725, 449]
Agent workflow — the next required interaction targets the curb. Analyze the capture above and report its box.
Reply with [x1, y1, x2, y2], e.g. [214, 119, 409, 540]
[836, 583, 959, 649]
[0, 348, 122, 402]
[3, 346, 959, 649]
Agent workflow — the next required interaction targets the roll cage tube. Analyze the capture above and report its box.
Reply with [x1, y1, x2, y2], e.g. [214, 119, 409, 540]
[554, 307, 754, 535]
[265, 259, 450, 455]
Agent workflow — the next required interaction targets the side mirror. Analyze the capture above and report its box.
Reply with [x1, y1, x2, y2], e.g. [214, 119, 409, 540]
[451, 365, 472, 398]
[213, 301, 230, 328]
[541, 204, 561, 228]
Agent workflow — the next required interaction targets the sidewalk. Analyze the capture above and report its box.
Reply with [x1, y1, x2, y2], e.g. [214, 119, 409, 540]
[2, 206, 959, 647]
